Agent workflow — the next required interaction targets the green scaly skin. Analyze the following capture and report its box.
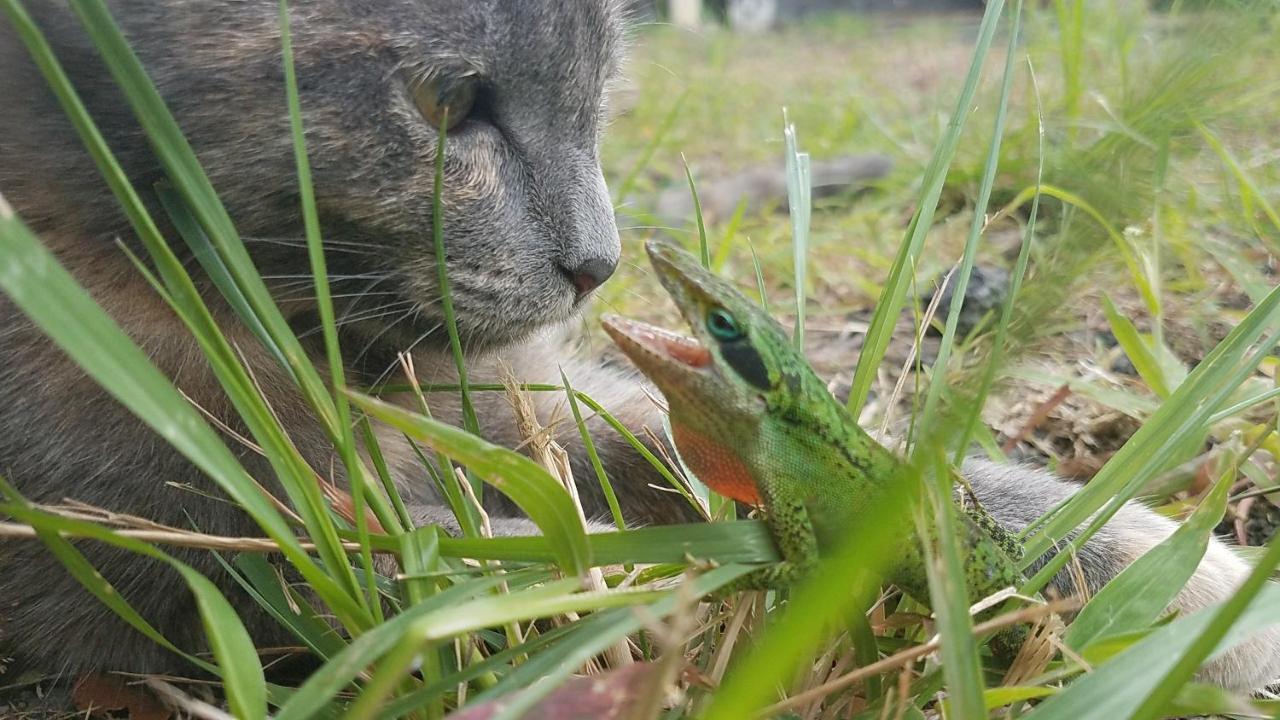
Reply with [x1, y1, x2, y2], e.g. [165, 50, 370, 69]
[602, 238, 1026, 630]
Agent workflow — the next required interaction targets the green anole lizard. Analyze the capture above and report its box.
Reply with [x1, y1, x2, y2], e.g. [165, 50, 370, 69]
[601, 238, 1026, 620]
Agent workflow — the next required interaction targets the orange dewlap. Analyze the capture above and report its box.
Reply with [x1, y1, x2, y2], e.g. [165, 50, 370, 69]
[672, 422, 761, 506]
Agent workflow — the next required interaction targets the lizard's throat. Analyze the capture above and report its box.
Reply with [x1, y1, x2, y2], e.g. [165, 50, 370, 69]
[671, 422, 762, 506]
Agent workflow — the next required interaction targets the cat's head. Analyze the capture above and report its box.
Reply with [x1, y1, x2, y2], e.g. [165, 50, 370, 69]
[1, 0, 634, 357]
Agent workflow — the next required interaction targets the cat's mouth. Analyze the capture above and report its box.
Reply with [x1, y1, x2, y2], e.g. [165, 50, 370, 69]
[601, 315, 711, 371]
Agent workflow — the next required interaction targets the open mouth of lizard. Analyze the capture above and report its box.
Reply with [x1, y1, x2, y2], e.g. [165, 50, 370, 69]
[600, 315, 712, 370]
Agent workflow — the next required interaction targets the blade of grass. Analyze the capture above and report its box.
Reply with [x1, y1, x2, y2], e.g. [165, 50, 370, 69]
[782, 112, 811, 351]
[920, 0, 1024, 444]
[956, 57, 1044, 459]
[156, 185, 282, 367]
[473, 565, 753, 720]
[917, 449, 985, 720]
[437, 520, 778, 566]
[0, 190, 365, 623]
[1023, 324, 1280, 594]
[1129, 521, 1280, 718]
[277, 0, 401, 536]
[1199, 123, 1280, 250]
[273, 571, 545, 720]
[1102, 295, 1171, 398]
[1023, 584, 1280, 720]
[845, 0, 1007, 414]
[396, 365, 483, 539]
[682, 153, 711, 268]
[0, 488, 266, 719]
[1021, 280, 1280, 568]
[64, 0, 342, 435]
[1054, 0, 1085, 143]
[1063, 466, 1231, 651]
[713, 198, 749, 272]
[430, 107, 484, 506]
[360, 417, 415, 530]
[226, 554, 349, 660]
[397, 528, 445, 720]
[380, 623, 578, 718]
[5, 0, 368, 611]
[612, 90, 687, 206]
[748, 238, 770, 313]
[1209, 386, 1280, 425]
[900, 2, 1027, 710]
[570, 390, 700, 508]
[561, 369, 626, 530]
[347, 393, 591, 575]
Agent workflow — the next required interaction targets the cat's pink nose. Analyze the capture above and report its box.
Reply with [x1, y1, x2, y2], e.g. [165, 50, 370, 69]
[564, 257, 617, 300]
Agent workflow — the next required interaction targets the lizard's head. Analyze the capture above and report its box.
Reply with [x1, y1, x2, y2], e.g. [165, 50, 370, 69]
[602, 237, 803, 429]
[602, 238, 835, 505]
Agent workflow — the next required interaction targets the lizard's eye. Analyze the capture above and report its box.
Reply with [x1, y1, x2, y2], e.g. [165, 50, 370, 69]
[706, 308, 744, 342]
[411, 76, 478, 132]
[706, 307, 770, 389]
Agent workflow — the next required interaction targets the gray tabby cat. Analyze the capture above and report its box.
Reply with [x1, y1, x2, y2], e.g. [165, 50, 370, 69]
[0, 0, 1275, 690]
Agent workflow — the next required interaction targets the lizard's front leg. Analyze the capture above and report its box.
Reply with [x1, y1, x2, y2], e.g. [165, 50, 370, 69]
[717, 493, 820, 594]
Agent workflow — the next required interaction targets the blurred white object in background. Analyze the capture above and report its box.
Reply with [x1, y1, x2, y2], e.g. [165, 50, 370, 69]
[669, 0, 704, 28]
[728, 0, 779, 31]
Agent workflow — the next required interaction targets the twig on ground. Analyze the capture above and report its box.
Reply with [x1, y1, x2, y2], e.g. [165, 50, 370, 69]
[757, 598, 1080, 719]
[144, 678, 235, 720]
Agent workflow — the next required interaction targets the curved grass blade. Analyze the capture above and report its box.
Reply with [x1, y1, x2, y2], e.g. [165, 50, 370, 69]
[570, 390, 701, 508]
[0, 493, 266, 720]
[276, 0, 400, 538]
[438, 520, 778, 566]
[347, 393, 592, 575]
[471, 565, 753, 720]
[1024, 583, 1280, 720]
[1129, 524, 1280, 719]
[561, 369, 626, 530]
[954, 56, 1045, 460]
[920, 0, 1024, 441]
[845, 0, 1007, 414]
[0, 0, 367, 618]
[273, 572, 544, 720]
[1063, 464, 1231, 652]
[681, 153, 711, 267]
[1021, 286, 1280, 587]
[64, 0, 341, 434]
[0, 191, 363, 622]
[379, 624, 579, 718]
[430, 107, 482, 462]
[1102, 295, 1172, 398]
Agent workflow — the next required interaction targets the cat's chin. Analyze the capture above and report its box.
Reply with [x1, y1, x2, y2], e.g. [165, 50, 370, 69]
[363, 304, 580, 361]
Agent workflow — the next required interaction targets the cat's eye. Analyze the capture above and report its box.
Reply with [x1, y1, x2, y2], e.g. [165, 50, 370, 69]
[411, 76, 478, 132]
[706, 308, 744, 342]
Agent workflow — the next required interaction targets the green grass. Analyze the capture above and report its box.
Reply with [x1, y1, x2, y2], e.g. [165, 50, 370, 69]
[1, 0, 1279, 718]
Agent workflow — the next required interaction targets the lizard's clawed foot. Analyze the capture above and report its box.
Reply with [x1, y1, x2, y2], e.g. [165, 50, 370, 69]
[709, 559, 816, 599]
